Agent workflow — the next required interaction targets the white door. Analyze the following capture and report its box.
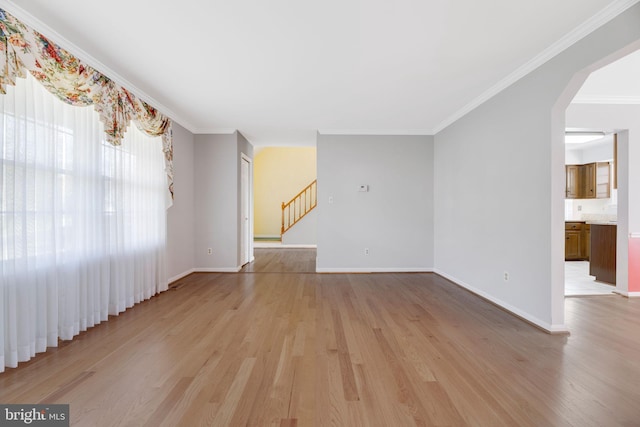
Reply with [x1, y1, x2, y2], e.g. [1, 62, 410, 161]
[240, 156, 251, 266]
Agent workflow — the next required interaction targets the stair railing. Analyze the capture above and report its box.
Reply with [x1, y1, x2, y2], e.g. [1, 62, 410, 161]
[281, 180, 317, 235]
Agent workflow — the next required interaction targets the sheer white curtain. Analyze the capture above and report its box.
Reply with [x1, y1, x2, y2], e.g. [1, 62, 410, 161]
[0, 74, 167, 372]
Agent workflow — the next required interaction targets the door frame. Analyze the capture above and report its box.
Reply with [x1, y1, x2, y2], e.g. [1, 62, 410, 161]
[240, 153, 253, 266]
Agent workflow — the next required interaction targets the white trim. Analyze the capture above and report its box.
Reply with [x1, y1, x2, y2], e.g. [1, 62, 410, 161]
[195, 128, 237, 135]
[0, 0, 197, 133]
[168, 269, 196, 284]
[253, 243, 317, 249]
[318, 129, 432, 136]
[254, 234, 281, 239]
[572, 95, 640, 105]
[614, 290, 640, 297]
[240, 152, 253, 267]
[195, 267, 242, 273]
[253, 242, 284, 248]
[316, 267, 434, 273]
[433, 269, 569, 334]
[629, 232, 640, 238]
[433, 0, 640, 134]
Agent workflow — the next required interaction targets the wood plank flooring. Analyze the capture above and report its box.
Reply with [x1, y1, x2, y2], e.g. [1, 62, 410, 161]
[241, 248, 316, 273]
[1, 248, 640, 426]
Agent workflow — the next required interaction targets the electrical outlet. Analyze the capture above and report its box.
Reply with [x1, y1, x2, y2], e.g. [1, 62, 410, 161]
[364, 248, 369, 255]
[503, 271, 509, 281]
[207, 248, 212, 255]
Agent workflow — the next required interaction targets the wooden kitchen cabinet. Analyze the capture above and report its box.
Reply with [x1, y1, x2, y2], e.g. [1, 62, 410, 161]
[565, 165, 580, 199]
[565, 222, 584, 260]
[565, 230, 582, 260]
[565, 162, 610, 199]
[582, 163, 596, 198]
[565, 222, 591, 261]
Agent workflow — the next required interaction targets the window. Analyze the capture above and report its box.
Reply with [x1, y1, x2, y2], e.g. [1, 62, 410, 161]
[1, 73, 167, 372]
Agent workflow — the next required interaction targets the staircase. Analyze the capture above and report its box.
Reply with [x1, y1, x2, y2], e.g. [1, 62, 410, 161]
[281, 179, 317, 236]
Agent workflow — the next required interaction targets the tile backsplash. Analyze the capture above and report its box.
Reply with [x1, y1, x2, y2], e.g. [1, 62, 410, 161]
[565, 190, 617, 221]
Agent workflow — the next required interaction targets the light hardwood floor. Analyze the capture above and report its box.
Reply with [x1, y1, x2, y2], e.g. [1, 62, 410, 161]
[1, 249, 639, 426]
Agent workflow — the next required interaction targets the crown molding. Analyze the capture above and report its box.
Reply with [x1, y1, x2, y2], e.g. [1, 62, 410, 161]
[433, 0, 640, 134]
[571, 95, 640, 104]
[0, 0, 198, 133]
[317, 129, 433, 136]
[194, 128, 238, 135]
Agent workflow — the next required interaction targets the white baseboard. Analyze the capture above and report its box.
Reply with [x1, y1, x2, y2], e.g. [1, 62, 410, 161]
[168, 269, 196, 284]
[254, 243, 317, 249]
[614, 290, 640, 297]
[169, 266, 244, 283]
[316, 267, 434, 273]
[195, 267, 242, 273]
[433, 269, 569, 334]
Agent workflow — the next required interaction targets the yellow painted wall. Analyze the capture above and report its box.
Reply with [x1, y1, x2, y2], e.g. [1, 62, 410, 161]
[254, 147, 317, 237]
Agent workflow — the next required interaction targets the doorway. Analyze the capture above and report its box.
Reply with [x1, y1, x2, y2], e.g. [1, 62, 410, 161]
[240, 154, 252, 266]
[240, 248, 317, 273]
[557, 47, 640, 312]
[563, 130, 617, 296]
[562, 47, 640, 298]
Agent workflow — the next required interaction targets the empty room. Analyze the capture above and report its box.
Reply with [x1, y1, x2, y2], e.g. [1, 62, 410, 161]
[1, 1, 640, 426]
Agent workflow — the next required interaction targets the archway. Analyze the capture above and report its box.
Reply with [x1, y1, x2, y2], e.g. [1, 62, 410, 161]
[551, 39, 640, 327]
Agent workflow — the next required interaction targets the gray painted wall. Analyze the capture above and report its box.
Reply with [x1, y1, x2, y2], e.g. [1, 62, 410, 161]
[166, 123, 196, 282]
[316, 134, 434, 272]
[166, 129, 254, 277]
[433, 3, 640, 331]
[194, 133, 241, 270]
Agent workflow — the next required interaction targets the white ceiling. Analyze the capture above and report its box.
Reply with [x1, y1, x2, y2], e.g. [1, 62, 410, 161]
[2, 0, 638, 146]
[573, 49, 640, 103]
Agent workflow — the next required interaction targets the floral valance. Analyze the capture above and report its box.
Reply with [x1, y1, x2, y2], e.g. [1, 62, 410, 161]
[0, 8, 174, 199]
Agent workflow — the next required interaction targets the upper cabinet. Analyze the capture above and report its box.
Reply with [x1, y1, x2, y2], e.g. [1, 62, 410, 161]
[595, 162, 611, 199]
[566, 165, 580, 199]
[565, 162, 610, 199]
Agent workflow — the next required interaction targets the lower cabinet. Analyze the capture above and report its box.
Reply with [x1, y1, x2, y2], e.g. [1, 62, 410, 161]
[565, 222, 589, 261]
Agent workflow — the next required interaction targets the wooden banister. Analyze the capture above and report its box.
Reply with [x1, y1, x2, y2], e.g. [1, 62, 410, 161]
[281, 180, 317, 235]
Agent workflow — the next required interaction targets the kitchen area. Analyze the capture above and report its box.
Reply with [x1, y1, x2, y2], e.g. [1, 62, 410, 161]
[565, 131, 617, 296]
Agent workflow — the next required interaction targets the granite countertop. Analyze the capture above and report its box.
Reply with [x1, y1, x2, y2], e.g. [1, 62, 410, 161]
[566, 214, 617, 225]
[565, 220, 617, 225]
